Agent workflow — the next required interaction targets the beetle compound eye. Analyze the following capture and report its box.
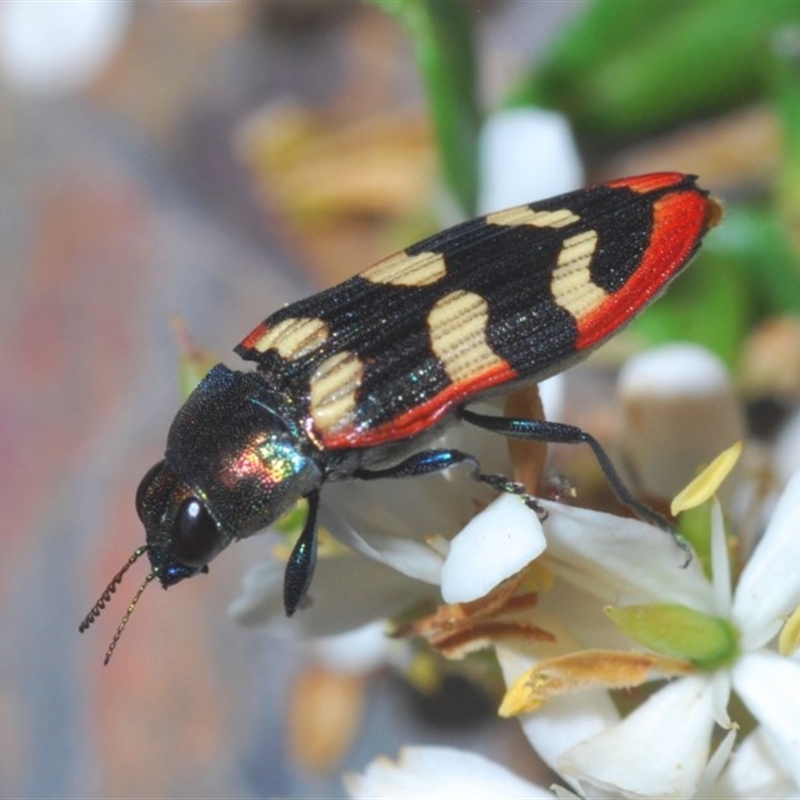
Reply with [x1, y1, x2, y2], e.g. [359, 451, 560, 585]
[173, 497, 221, 567]
[135, 460, 165, 522]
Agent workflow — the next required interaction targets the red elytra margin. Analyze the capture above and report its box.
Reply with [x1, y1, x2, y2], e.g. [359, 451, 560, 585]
[575, 187, 714, 351]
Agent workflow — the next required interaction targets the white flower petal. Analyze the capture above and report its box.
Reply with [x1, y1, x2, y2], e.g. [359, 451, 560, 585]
[344, 746, 555, 799]
[310, 620, 391, 674]
[710, 499, 733, 615]
[711, 669, 733, 729]
[478, 108, 583, 213]
[732, 651, 800, 788]
[227, 559, 284, 625]
[320, 487, 445, 585]
[618, 343, 732, 400]
[773, 408, 800, 485]
[317, 409, 528, 587]
[539, 374, 566, 423]
[322, 474, 462, 542]
[535, 582, 634, 652]
[0, 0, 129, 95]
[440, 494, 545, 603]
[496, 646, 619, 787]
[713, 725, 800, 798]
[539, 501, 715, 611]
[559, 676, 715, 799]
[228, 555, 436, 637]
[732, 469, 800, 645]
[696, 727, 737, 798]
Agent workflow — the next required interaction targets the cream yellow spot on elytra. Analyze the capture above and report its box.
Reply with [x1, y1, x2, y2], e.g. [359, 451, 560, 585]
[361, 250, 447, 287]
[486, 206, 580, 229]
[551, 230, 606, 320]
[309, 351, 364, 434]
[428, 290, 506, 384]
[252, 317, 329, 361]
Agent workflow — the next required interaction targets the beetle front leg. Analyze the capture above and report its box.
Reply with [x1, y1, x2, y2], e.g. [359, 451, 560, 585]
[284, 490, 320, 616]
[353, 449, 546, 520]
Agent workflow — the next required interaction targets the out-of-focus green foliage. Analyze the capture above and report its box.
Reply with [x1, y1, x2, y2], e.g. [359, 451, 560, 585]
[632, 23, 800, 366]
[507, 1, 691, 122]
[370, 0, 481, 215]
[629, 246, 753, 370]
[632, 206, 800, 368]
[510, 0, 800, 141]
[771, 27, 800, 216]
[708, 208, 800, 318]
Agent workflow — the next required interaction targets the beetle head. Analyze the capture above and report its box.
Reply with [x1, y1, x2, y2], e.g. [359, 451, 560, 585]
[80, 363, 322, 662]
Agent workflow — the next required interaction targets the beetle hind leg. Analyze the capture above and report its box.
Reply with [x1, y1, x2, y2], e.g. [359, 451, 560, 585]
[460, 407, 684, 546]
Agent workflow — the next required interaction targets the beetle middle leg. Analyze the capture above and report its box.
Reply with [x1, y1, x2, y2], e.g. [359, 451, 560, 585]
[353, 449, 547, 520]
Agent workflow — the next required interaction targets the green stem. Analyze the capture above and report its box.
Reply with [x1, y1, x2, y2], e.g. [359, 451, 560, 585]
[371, 0, 481, 215]
[770, 27, 800, 219]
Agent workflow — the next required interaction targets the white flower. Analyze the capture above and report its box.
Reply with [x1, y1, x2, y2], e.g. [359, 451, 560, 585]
[229, 549, 433, 638]
[617, 343, 744, 500]
[497, 469, 800, 797]
[344, 746, 555, 800]
[477, 108, 584, 213]
[0, 0, 221, 96]
[773, 407, 800, 484]
[0, 0, 129, 95]
[712, 724, 800, 799]
[345, 728, 800, 800]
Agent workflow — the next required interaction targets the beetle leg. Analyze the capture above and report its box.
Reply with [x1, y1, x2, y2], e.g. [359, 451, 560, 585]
[353, 449, 546, 519]
[284, 490, 320, 616]
[460, 407, 685, 548]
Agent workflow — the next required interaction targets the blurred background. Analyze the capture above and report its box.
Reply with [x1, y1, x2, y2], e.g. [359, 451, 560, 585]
[3, 1, 800, 796]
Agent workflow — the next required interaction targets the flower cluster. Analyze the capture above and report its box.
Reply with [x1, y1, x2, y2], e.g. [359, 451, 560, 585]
[231, 347, 800, 798]
[235, 372, 800, 797]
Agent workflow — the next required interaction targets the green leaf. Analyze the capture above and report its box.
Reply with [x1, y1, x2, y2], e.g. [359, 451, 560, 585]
[508, 0, 691, 110]
[512, 0, 800, 140]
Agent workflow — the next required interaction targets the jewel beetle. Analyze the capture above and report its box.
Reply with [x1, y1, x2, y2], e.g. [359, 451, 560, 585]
[80, 172, 721, 663]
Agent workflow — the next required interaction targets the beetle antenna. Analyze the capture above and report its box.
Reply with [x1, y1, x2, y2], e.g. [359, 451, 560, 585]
[102, 570, 156, 665]
[79, 545, 149, 633]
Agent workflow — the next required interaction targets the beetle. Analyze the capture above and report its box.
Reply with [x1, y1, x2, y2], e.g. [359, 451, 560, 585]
[80, 172, 721, 663]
